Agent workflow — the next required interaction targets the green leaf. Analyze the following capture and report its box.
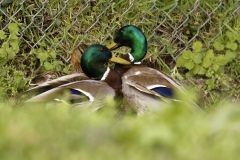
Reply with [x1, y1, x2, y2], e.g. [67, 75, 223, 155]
[53, 60, 64, 70]
[216, 67, 224, 75]
[182, 50, 192, 60]
[192, 64, 200, 75]
[37, 51, 49, 63]
[0, 30, 6, 39]
[198, 66, 206, 75]
[202, 58, 211, 68]
[6, 47, 15, 59]
[206, 79, 215, 89]
[44, 61, 54, 71]
[0, 48, 7, 66]
[212, 63, 219, 72]
[202, 50, 214, 68]
[193, 53, 202, 64]
[0, 57, 7, 66]
[0, 47, 7, 56]
[192, 41, 202, 52]
[213, 41, 224, 51]
[166, 46, 177, 54]
[216, 54, 228, 66]
[225, 42, 238, 51]
[10, 40, 19, 53]
[49, 49, 56, 59]
[236, 35, 240, 44]
[176, 56, 185, 67]
[225, 50, 236, 61]
[185, 72, 193, 78]
[53, 38, 59, 44]
[63, 68, 68, 73]
[184, 60, 194, 70]
[161, 38, 170, 45]
[226, 31, 235, 42]
[8, 23, 19, 35]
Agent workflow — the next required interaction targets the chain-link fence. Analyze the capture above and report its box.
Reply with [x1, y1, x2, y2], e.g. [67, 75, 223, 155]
[0, 0, 240, 61]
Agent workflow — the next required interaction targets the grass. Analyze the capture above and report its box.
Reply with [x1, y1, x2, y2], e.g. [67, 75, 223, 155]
[0, 0, 240, 159]
[0, 99, 240, 160]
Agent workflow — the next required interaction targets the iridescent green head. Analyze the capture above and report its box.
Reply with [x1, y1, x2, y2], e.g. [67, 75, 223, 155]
[106, 25, 147, 62]
[81, 44, 130, 80]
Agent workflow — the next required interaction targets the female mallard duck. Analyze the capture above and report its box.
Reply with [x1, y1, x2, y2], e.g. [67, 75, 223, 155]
[106, 25, 199, 114]
[29, 44, 88, 86]
[26, 44, 130, 111]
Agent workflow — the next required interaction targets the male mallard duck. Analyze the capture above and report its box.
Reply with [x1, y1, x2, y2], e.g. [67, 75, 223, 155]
[26, 44, 130, 111]
[106, 25, 199, 114]
[29, 44, 88, 86]
[106, 25, 147, 64]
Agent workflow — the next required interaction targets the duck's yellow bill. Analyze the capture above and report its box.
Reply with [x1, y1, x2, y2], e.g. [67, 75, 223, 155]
[106, 40, 119, 50]
[110, 53, 131, 65]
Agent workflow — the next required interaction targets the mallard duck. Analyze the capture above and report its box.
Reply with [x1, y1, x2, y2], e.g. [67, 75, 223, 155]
[106, 25, 147, 64]
[106, 25, 199, 114]
[29, 44, 88, 86]
[26, 44, 130, 111]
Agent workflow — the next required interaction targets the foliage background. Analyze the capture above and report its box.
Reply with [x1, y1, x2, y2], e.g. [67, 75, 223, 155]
[0, 0, 240, 159]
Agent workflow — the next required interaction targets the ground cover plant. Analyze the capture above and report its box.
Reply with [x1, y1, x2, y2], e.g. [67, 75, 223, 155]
[0, 0, 239, 159]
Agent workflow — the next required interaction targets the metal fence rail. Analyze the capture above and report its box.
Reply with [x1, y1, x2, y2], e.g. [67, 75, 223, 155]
[0, 0, 240, 61]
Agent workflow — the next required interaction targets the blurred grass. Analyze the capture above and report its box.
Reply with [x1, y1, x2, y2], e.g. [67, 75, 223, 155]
[0, 100, 240, 160]
[0, 1, 240, 158]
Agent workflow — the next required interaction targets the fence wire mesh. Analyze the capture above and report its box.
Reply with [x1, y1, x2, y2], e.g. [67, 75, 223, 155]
[0, 0, 240, 63]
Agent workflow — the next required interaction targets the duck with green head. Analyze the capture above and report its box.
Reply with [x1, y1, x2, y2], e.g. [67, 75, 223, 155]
[26, 44, 130, 111]
[107, 25, 147, 63]
[106, 25, 199, 115]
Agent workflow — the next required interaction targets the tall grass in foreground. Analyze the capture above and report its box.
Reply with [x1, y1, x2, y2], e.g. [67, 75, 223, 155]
[0, 99, 239, 160]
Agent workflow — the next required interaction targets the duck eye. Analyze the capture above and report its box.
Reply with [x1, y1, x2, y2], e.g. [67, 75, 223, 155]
[100, 47, 106, 52]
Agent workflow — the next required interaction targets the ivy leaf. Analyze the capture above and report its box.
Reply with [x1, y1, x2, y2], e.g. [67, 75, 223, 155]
[225, 50, 236, 61]
[44, 61, 54, 71]
[216, 54, 228, 66]
[176, 56, 185, 67]
[0, 30, 7, 40]
[225, 42, 238, 51]
[182, 50, 192, 60]
[202, 50, 214, 68]
[193, 53, 202, 64]
[192, 41, 202, 52]
[8, 23, 19, 35]
[184, 60, 194, 70]
[213, 41, 224, 51]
